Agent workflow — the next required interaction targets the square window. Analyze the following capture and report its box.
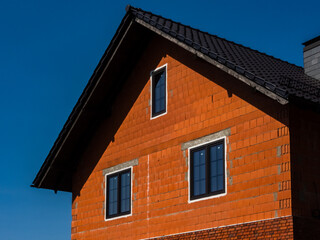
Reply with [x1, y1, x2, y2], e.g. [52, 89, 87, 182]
[190, 139, 226, 200]
[151, 65, 167, 118]
[106, 169, 131, 219]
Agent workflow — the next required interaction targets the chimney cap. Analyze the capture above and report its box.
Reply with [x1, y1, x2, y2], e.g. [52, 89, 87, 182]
[303, 35, 320, 46]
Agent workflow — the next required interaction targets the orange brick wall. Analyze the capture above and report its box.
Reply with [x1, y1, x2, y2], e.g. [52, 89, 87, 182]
[153, 216, 294, 239]
[71, 37, 292, 240]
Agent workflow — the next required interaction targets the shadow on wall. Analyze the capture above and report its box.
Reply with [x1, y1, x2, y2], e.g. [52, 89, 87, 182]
[71, 33, 290, 202]
[169, 37, 290, 127]
[290, 104, 320, 223]
[71, 34, 165, 202]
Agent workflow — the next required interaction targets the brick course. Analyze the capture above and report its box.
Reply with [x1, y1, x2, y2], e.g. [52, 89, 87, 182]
[150, 216, 294, 240]
[71, 37, 293, 240]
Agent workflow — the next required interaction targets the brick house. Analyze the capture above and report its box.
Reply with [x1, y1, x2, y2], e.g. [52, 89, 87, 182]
[32, 6, 320, 239]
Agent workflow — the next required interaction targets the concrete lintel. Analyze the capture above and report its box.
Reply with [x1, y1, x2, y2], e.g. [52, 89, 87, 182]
[102, 158, 138, 175]
[181, 128, 231, 151]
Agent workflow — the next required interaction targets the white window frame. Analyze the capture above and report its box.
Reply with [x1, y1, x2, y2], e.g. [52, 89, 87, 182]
[150, 64, 168, 119]
[104, 166, 133, 221]
[188, 136, 227, 203]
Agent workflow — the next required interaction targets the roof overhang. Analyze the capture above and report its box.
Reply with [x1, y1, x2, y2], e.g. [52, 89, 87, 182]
[33, 7, 292, 192]
[135, 18, 288, 105]
[32, 13, 154, 192]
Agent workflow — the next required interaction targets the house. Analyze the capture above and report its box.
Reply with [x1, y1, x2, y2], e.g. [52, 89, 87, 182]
[32, 5, 320, 239]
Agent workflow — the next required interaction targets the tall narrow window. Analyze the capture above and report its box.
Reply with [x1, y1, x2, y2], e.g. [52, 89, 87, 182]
[106, 169, 131, 219]
[190, 140, 225, 200]
[151, 66, 166, 118]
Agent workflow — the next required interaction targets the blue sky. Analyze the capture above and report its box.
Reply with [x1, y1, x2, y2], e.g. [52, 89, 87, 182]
[0, 0, 319, 239]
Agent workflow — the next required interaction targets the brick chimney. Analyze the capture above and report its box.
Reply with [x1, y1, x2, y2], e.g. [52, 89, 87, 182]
[303, 36, 320, 80]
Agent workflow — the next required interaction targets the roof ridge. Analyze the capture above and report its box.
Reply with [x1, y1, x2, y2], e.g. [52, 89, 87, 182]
[33, 4, 320, 192]
[129, 5, 320, 103]
[128, 5, 303, 71]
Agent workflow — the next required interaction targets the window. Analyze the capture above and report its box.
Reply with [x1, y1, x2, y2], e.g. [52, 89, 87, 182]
[106, 168, 131, 219]
[151, 65, 167, 118]
[190, 139, 225, 200]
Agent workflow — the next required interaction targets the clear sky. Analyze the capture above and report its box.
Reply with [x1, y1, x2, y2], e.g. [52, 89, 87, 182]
[0, 0, 319, 239]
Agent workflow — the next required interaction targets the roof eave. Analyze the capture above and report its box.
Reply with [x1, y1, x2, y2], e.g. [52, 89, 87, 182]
[33, 7, 296, 192]
[135, 18, 288, 105]
[32, 12, 136, 192]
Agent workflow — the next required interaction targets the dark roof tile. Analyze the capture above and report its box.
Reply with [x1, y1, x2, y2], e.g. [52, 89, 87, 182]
[135, 6, 320, 103]
[33, 5, 320, 191]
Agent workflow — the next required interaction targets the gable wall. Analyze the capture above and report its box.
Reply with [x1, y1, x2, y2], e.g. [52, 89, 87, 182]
[70, 37, 292, 240]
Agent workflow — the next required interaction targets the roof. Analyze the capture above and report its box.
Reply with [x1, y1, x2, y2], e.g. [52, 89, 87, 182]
[32, 5, 320, 192]
[129, 6, 320, 104]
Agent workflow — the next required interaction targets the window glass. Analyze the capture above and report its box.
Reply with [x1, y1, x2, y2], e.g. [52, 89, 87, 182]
[108, 175, 118, 216]
[192, 149, 206, 196]
[120, 172, 131, 213]
[106, 169, 131, 219]
[152, 67, 166, 117]
[210, 143, 224, 192]
[190, 140, 225, 200]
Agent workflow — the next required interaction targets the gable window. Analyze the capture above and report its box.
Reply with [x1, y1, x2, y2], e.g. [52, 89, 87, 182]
[190, 139, 226, 201]
[151, 65, 167, 118]
[106, 168, 131, 219]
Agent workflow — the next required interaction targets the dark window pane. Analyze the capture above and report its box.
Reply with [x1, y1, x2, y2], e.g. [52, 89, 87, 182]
[153, 70, 166, 115]
[190, 140, 225, 200]
[217, 160, 223, 175]
[211, 159, 218, 176]
[193, 149, 206, 196]
[106, 169, 132, 218]
[120, 172, 130, 213]
[210, 143, 224, 192]
[108, 175, 118, 216]
[217, 144, 223, 159]
[217, 174, 224, 191]
[211, 176, 217, 192]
